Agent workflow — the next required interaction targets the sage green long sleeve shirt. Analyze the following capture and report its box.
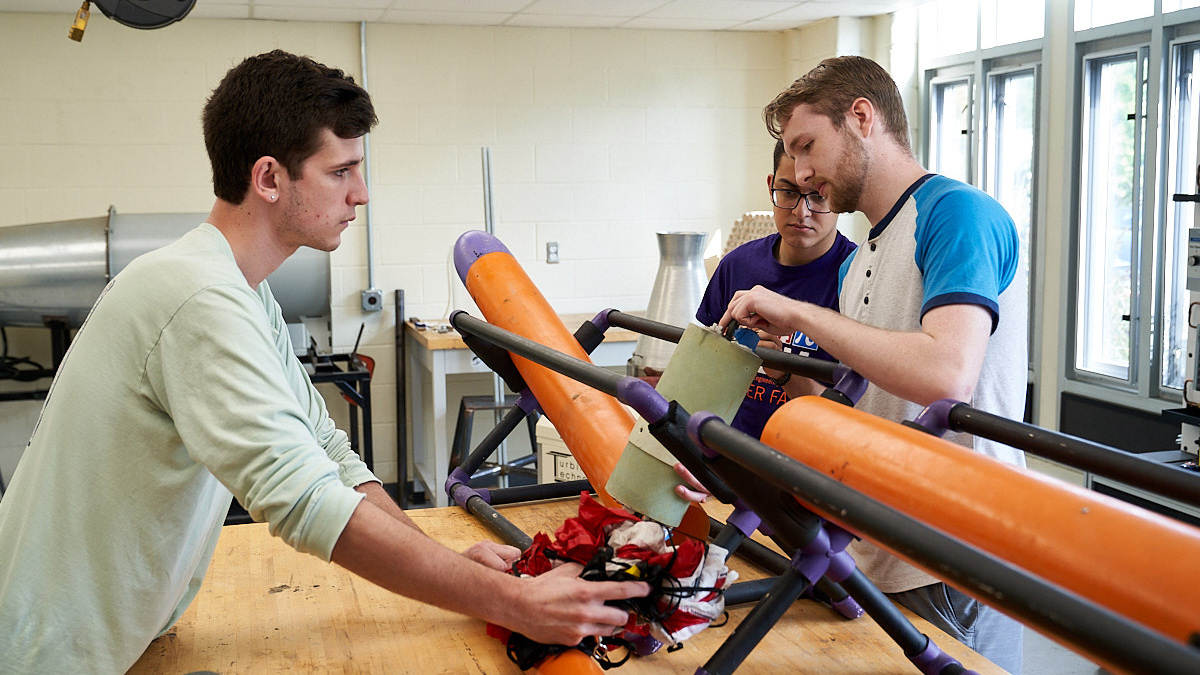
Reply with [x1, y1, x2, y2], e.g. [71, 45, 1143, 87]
[0, 224, 376, 674]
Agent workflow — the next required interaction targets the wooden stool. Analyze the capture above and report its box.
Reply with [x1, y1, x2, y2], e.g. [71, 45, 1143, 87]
[449, 394, 539, 486]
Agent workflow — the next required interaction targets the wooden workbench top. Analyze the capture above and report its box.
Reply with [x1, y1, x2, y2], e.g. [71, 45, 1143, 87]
[130, 498, 1007, 674]
[406, 313, 641, 351]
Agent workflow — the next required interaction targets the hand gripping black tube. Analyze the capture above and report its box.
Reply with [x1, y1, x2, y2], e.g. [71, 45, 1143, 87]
[603, 309, 840, 383]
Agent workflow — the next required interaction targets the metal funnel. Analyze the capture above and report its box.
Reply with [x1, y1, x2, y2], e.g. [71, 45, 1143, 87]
[629, 231, 708, 375]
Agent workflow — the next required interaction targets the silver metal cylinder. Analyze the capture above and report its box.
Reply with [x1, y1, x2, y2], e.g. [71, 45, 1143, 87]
[629, 231, 709, 375]
[0, 217, 109, 328]
[0, 211, 330, 328]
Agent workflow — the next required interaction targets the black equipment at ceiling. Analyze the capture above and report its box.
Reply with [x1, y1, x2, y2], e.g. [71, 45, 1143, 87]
[93, 0, 195, 29]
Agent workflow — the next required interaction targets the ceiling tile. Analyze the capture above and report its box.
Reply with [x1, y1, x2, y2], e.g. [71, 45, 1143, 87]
[642, 0, 799, 21]
[504, 14, 629, 28]
[255, 0, 393, 7]
[254, 5, 387, 22]
[379, 9, 516, 26]
[186, 4, 253, 20]
[383, 0, 530, 11]
[621, 16, 744, 30]
[521, 0, 672, 18]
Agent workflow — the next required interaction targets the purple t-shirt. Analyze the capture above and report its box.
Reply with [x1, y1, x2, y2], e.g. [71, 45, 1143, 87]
[696, 231, 856, 438]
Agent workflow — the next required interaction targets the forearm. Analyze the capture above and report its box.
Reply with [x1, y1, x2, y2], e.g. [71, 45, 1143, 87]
[786, 375, 825, 398]
[331, 498, 523, 627]
[790, 302, 987, 406]
[728, 291, 989, 406]
[355, 481, 423, 532]
[330, 497, 643, 647]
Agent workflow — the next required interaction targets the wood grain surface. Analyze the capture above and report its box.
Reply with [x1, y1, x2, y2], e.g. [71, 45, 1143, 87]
[406, 314, 640, 351]
[129, 498, 1007, 674]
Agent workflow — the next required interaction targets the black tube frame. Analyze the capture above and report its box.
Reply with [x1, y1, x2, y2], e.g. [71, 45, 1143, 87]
[695, 418, 1200, 675]
[946, 403, 1200, 509]
[446, 309, 1200, 674]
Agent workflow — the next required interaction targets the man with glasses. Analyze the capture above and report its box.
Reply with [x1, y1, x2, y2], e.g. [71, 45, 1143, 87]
[720, 56, 1027, 673]
[693, 139, 855, 440]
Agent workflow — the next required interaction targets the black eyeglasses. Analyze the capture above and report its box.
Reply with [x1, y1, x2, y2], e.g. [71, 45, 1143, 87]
[771, 188, 831, 213]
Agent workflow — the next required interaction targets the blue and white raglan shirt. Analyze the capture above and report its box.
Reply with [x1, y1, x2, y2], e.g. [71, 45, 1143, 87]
[839, 174, 1029, 593]
[697, 231, 856, 439]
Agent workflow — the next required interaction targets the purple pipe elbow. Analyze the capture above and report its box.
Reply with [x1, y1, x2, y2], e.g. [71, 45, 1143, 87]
[453, 230, 510, 282]
[446, 467, 492, 508]
[617, 376, 669, 423]
[910, 637, 970, 675]
[686, 411, 722, 459]
[625, 633, 663, 657]
[911, 398, 962, 436]
[516, 390, 541, 414]
[832, 364, 869, 405]
[825, 550, 857, 584]
[725, 506, 761, 538]
[793, 527, 833, 582]
[590, 308, 616, 332]
[831, 595, 865, 620]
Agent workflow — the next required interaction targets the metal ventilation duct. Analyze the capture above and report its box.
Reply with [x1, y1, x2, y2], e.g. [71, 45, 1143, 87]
[0, 209, 330, 328]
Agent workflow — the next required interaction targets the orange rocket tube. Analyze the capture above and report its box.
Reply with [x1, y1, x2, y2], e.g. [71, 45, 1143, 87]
[761, 395, 1200, 646]
[453, 232, 709, 538]
[454, 232, 629, 509]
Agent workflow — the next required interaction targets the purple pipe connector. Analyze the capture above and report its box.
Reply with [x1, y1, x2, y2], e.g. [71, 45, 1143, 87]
[831, 363, 869, 405]
[590, 308, 616, 332]
[616, 375, 669, 424]
[909, 636, 974, 675]
[725, 505, 761, 539]
[516, 390, 541, 414]
[453, 230, 510, 283]
[445, 467, 491, 508]
[686, 411, 722, 459]
[830, 595, 865, 620]
[911, 398, 962, 437]
[625, 632, 663, 657]
[793, 527, 833, 583]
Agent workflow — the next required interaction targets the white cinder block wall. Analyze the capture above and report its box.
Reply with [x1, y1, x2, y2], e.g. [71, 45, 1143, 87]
[0, 12, 880, 488]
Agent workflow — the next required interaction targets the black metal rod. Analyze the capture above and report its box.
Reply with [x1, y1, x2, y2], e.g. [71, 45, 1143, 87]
[695, 417, 1200, 675]
[460, 493, 535, 550]
[451, 312, 627, 399]
[948, 403, 1200, 509]
[722, 578, 776, 607]
[485, 480, 593, 506]
[394, 290, 408, 508]
[704, 519, 784, 571]
[699, 567, 814, 675]
[456, 404, 531, 480]
[605, 309, 839, 382]
[604, 309, 685, 343]
[837, 568, 929, 654]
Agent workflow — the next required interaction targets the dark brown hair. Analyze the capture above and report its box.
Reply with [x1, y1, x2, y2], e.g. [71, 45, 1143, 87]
[202, 50, 378, 204]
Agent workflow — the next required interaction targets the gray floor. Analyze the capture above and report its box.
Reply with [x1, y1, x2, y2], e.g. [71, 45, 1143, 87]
[1023, 625, 1104, 675]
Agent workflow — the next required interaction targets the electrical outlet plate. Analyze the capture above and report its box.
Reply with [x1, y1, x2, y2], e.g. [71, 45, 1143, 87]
[546, 241, 559, 264]
[361, 288, 383, 312]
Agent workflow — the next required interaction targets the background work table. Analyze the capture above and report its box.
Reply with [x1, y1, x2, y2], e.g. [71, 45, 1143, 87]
[402, 313, 641, 508]
[130, 498, 1007, 674]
